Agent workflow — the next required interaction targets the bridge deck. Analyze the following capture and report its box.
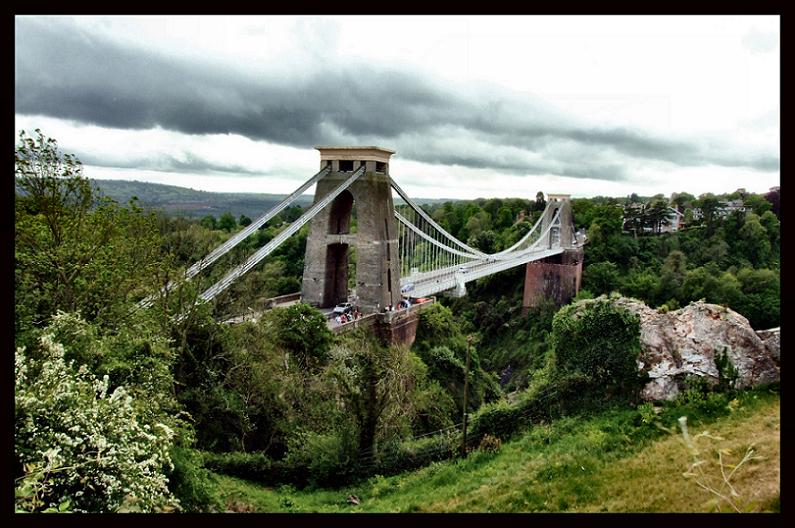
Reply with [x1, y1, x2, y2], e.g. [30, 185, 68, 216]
[401, 246, 565, 298]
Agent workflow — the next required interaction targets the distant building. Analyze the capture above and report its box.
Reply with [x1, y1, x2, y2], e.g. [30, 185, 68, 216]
[621, 204, 685, 234]
[691, 198, 747, 221]
[661, 207, 684, 233]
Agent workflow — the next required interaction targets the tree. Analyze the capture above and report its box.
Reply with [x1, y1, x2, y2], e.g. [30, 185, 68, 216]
[734, 268, 780, 329]
[588, 205, 623, 239]
[15, 330, 178, 512]
[238, 214, 252, 227]
[535, 191, 546, 212]
[622, 204, 643, 238]
[759, 210, 780, 254]
[258, 303, 333, 371]
[15, 130, 171, 335]
[657, 250, 687, 302]
[743, 194, 772, 216]
[671, 192, 695, 211]
[645, 199, 670, 234]
[218, 211, 237, 232]
[468, 230, 498, 253]
[620, 269, 660, 304]
[199, 215, 217, 230]
[738, 213, 772, 267]
[462, 210, 491, 240]
[696, 194, 721, 233]
[494, 206, 515, 230]
[763, 187, 780, 216]
[583, 261, 620, 296]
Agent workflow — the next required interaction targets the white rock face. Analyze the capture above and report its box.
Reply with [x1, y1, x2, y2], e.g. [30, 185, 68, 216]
[607, 298, 780, 401]
[757, 327, 780, 364]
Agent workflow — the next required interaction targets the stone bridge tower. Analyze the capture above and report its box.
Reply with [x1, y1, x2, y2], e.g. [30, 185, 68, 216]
[522, 194, 583, 312]
[301, 147, 402, 313]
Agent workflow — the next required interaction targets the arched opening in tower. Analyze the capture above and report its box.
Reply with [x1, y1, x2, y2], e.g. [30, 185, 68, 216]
[328, 190, 354, 234]
[324, 190, 358, 306]
[324, 243, 349, 307]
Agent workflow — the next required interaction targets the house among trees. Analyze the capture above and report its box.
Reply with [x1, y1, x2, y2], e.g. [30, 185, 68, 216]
[622, 202, 682, 235]
[663, 207, 685, 233]
[692, 198, 747, 220]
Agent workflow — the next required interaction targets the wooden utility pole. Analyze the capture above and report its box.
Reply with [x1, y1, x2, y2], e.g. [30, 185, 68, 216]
[461, 334, 473, 456]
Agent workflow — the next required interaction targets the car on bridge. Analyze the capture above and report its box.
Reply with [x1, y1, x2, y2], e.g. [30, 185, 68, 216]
[458, 266, 469, 273]
[401, 283, 414, 293]
[333, 302, 354, 315]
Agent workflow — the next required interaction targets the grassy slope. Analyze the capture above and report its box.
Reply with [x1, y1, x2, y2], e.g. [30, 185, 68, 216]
[213, 390, 779, 513]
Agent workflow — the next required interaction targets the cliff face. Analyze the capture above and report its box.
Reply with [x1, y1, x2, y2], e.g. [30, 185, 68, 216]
[607, 298, 779, 401]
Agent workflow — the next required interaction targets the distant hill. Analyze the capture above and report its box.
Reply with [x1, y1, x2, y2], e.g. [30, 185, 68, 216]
[92, 179, 315, 219]
[91, 179, 458, 219]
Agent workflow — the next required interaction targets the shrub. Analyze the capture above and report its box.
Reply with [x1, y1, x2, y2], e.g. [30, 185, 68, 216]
[468, 399, 524, 441]
[258, 303, 333, 370]
[551, 297, 643, 399]
[477, 434, 502, 453]
[201, 451, 274, 483]
[167, 444, 221, 512]
[714, 347, 739, 392]
[282, 430, 359, 487]
[373, 431, 460, 476]
[15, 334, 178, 512]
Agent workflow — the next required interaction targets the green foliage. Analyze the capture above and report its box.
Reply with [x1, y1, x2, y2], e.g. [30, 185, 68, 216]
[467, 352, 565, 442]
[731, 268, 779, 329]
[657, 250, 687, 302]
[738, 213, 772, 267]
[259, 303, 334, 370]
[620, 269, 660, 304]
[283, 430, 360, 487]
[636, 402, 659, 425]
[326, 339, 426, 457]
[587, 204, 624, 240]
[371, 432, 460, 476]
[15, 130, 173, 337]
[218, 211, 237, 232]
[552, 297, 643, 398]
[583, 261, 620, 296]
[414, 303, 501, 414]
[572, 289, 594, 302]
[202, 451, 274, 483]
[15, 333, 178, 513]
[167, 443, 222, 512]
[211, 386, 778, 513]
[715, 347, 740, 393]
[200, 214, 217, 230]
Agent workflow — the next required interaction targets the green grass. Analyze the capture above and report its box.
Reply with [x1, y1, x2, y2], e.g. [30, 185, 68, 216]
[211, 386, 779, 513]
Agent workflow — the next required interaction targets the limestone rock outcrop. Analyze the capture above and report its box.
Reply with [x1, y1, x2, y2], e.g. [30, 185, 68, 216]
[607, 298, 779, 401]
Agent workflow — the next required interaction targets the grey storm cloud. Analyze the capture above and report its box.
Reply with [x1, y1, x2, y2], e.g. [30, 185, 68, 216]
[15, 18, 779, 180]
[75, 150, 267, 176]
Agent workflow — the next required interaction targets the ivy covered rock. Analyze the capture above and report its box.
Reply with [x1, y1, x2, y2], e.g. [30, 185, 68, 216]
[552, 296, 643, 398]
[606, 297, 780, 400]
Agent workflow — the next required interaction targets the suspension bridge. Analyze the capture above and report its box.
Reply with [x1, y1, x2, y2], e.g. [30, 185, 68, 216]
[141, 147, 584, 330]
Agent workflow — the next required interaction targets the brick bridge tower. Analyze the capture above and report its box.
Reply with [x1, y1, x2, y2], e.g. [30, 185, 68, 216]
[522, 194, 584, 313]
[301, 147, 403, 313]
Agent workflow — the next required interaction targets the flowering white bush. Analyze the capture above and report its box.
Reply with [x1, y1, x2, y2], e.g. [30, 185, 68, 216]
[15, 332, 179, 512]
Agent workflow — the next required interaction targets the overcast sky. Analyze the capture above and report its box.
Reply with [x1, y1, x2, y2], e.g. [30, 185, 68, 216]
[15, 15, 779, 200]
